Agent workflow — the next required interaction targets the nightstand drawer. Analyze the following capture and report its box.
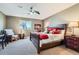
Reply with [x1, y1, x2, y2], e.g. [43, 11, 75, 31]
[65, 35, 79, 51]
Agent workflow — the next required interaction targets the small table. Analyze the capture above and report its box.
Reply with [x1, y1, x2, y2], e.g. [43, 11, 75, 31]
[0, 35, 4, 37]
[0, 34, 5, 49]
[18, 33, 25, 39]
[0, 35, 4, 39]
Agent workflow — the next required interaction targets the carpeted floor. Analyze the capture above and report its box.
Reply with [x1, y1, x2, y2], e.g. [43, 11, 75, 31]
[40, 46, 79, 55]
[0, 37, 79, 55]
[0, 38, 37, 55]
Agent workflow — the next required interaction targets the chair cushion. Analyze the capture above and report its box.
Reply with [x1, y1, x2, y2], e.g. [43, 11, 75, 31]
[4, 29, 14, 35]
[12, 35, 19, 40]
[12, 35, 18, 38]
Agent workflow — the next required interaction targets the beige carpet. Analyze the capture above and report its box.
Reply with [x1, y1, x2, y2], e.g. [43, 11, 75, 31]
[0, 38, 37, 55]
[40, 46, 79, 55]
[0, 37, 79, 55]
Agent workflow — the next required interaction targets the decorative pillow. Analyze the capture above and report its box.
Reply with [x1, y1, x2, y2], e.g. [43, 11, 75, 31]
[53, 29, 61, 34]
[48, 28, 61, 34]
[47, 28, 54, 31]
[40, 34, 49, 40]
[49, 31, 53, 34]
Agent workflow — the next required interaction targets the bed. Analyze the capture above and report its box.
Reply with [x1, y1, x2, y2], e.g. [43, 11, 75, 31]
[30, 24, 67, 54]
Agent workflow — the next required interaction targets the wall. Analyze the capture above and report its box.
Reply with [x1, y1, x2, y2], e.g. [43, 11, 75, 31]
[44, 4, 79, 35]
[6, 16, 43, 36]
[44, 4, 79, 28]
[0, 11, 6, 32]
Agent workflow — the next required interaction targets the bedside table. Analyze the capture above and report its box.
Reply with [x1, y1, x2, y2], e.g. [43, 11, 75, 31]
[65, 35, 79, 52]
[18, 33, 25, 39]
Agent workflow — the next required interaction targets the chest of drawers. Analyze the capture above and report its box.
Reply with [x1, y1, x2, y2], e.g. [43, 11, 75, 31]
[65, 35, 79, 51]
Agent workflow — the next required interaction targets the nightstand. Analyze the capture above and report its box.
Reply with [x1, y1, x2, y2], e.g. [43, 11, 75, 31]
[65, 35, 79, 52]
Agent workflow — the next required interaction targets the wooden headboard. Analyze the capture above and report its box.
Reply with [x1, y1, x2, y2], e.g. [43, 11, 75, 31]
[47, 24, 67, 30]
[47, 24, 68, 38]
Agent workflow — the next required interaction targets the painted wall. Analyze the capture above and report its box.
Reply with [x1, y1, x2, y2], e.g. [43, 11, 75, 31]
[44, 4, 79, 35]
[0, 12, 6, 32]
[44, 4, 79, 27]
[6, 16, 43, 36]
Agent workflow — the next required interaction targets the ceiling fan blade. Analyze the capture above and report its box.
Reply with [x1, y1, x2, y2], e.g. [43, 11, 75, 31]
[34, 10, 40, 14]
[28, 6, 40, 15]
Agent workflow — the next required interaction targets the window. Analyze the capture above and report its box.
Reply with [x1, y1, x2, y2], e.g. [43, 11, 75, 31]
[20, 20, 32, 30]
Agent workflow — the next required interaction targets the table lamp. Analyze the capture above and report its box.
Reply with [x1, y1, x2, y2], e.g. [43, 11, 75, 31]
[68, 22, 78, 35]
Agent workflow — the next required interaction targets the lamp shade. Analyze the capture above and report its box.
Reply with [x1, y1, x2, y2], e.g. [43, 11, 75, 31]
[68, 22, 78, 27]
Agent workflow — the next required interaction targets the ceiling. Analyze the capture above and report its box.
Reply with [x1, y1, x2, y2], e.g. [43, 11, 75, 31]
[0, 3, 76, 20]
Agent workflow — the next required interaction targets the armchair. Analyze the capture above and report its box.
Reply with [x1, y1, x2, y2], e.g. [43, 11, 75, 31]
[4, 29, 19, 42]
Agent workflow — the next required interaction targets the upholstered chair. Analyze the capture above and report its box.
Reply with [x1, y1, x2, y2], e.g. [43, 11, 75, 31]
[4, 29, 19, 42]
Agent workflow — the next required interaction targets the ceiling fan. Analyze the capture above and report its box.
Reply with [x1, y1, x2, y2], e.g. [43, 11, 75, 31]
[28, 6, 40, 15]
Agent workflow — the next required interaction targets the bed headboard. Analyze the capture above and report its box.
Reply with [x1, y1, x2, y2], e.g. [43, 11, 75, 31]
[47, 24, 67, 30]
[47, 24, 67, 34]
[47, 24, 67, 39]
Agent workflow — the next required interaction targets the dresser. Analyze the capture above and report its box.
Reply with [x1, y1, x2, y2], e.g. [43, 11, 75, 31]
[65, 35, 79, 52]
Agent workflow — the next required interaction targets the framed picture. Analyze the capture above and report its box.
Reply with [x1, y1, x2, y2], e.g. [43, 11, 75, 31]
[34, 24, 41, 32]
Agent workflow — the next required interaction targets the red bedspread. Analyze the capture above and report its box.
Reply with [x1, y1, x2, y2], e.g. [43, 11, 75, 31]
[39, 34, 49, 40]
[32, 32, 49, 40]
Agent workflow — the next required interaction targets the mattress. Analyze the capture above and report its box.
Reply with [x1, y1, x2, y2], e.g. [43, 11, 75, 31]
[40, 34, 64, 47]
